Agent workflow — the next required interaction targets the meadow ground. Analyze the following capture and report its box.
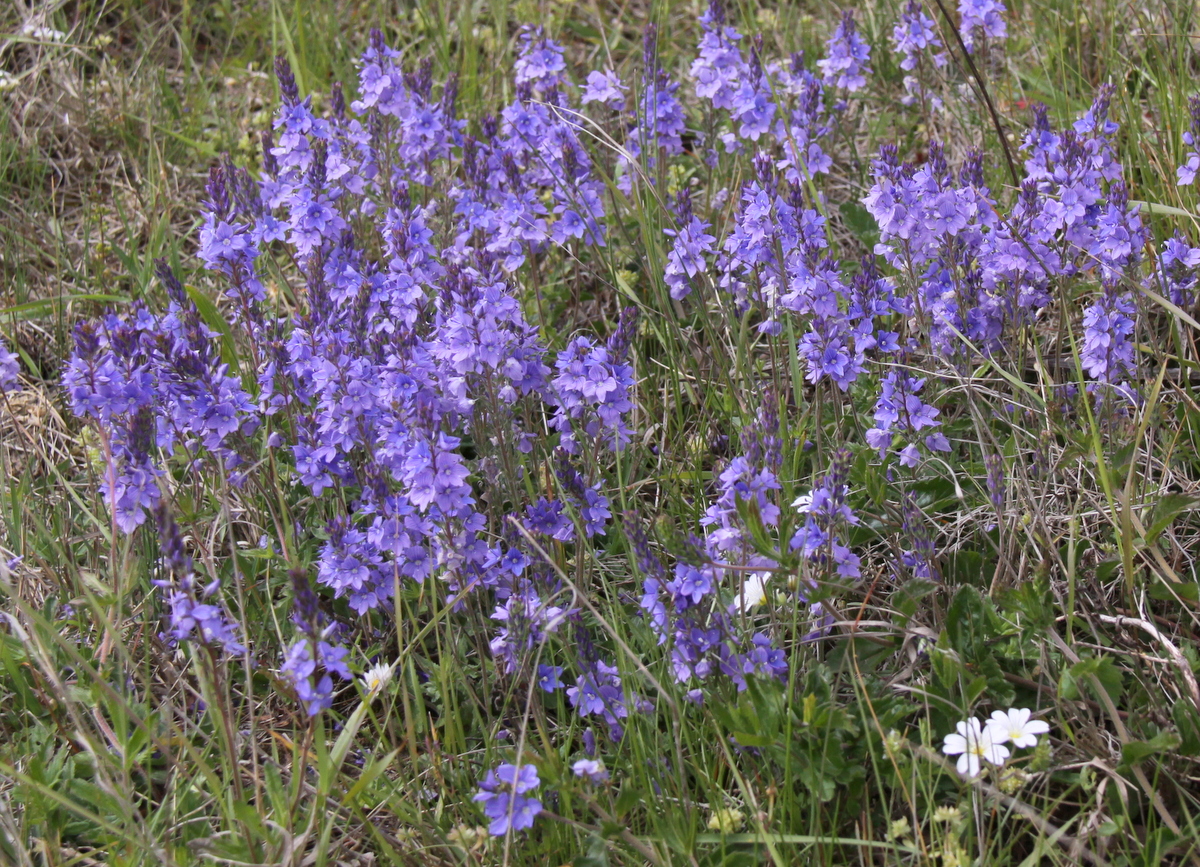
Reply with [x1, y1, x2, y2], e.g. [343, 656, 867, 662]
[4, 0, 1200, 864]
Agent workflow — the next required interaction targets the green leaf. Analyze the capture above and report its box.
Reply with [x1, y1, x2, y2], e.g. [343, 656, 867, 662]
[1143, 493, 1200, 545]
[1060, 655, 1124, 703]
[342, 749, 399, 807]
[1000, 577, 1054, 633]
[1119, 730, 1182, 770]
[731, 730, 771, 748]
[1148, 581, 1200, 603]
[945, 585, 1000, 660]
[838, 201, 880, 248]
[184, 284, 242, 376]
[573, 835, 610, 867]
[1, 294, 129, 321]
[614, 786, 641, 818]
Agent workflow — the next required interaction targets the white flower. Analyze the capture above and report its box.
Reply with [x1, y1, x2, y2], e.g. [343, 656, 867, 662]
[361, 661, 394, 699]
[792, 492, 814, 512]
[21, 24, 66, 42]
[942, 718, 1009, 777]
[738, 572, 770, 609]
[985, 708, 1050, 749]
[0, 71, 17, 92]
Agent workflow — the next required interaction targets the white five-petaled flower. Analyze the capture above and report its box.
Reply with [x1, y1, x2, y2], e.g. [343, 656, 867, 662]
[942, 718, 1010, 777]
[985, 708, 1050, 749]
[738, 572, 770, 609]
[361, 661, 394, 699]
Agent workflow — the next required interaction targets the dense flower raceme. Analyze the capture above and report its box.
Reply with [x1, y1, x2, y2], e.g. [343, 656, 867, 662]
[153, 500, 245, 656]
[891, 0, 946, 108]
[957, 0, 1008, 53]
[818, 11, 872, 92]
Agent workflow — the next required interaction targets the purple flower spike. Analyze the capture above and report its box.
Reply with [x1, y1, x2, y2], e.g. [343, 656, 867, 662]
[818, 12, 872, 92]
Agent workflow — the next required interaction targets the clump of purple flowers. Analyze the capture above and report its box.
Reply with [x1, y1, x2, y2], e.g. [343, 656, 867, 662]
[865, 369, 950, 467]
[474, 763, 542, 836]
[281, 569, 351, 716]
[49, 9, 1200, 849]
[818, 11, 872, 92]
[1080, 284, 1138, 404]
[958, 0, 1007, 52]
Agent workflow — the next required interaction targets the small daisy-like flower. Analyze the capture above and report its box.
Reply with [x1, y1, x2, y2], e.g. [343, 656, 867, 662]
[942, 717, 1009, 777]
[361, 661, 394, 699]
[738, 572, 770, 609]
[21, 24, 66, 42]
[985, 708, 1050, 748]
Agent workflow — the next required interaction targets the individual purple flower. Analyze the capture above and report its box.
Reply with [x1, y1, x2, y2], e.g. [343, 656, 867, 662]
[958, 0, 1007, 52]
[619, 25, 687, 190]
[537, 664, 565, 692]
[554, 450, 612, 537]
[817, 11, 872, 92]
[525, 498, 575, 542]
[548, 327, 636, 454]
[489, 584, 570, 674]
[900, 492, 937, 580]
[1152, 233, 1200, 307]
[568, 658, 629, 736]
[283, 569, 352, 715]
[473, 763, 542, 836]
[317, 516, 387, 614]
[691, 0, 748, 110]
[572, 758, 609, 784]
[985, 454, 1005, 510]
[281, 638, 351, 716]
[789, 449, 861, 580]
[581, 69, 625, 109]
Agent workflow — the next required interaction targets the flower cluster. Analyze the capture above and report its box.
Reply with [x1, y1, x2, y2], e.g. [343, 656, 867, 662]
[958, 0, 1007, 53]
[942, 708, 1050, 777]
[152, 501, 245, 656]
[818, 12, 872, 92]
[474, 763, 542, 836]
